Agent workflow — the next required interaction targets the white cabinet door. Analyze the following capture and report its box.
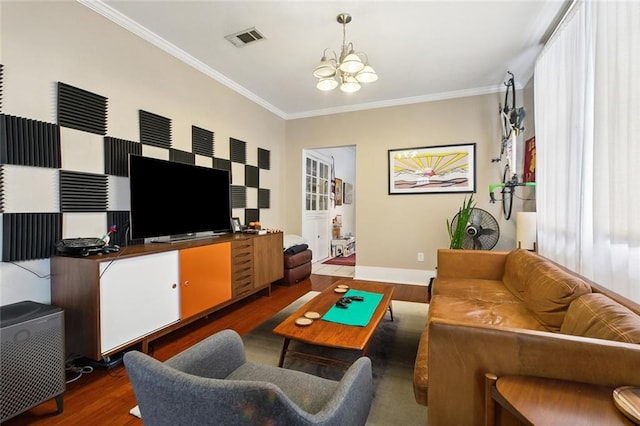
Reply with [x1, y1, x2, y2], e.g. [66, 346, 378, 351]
[99, 251, 180, 354]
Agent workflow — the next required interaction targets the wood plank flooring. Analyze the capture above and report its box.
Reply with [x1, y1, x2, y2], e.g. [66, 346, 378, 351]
[4, 275, 428, 426]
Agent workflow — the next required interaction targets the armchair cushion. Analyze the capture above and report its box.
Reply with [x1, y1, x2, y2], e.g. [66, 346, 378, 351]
[226, 362, 339, 414]
[164, 327, 246, 378]
[124, 329, 373, 426]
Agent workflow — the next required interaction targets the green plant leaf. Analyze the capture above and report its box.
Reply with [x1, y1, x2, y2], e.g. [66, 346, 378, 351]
[448, 194, 476, 249]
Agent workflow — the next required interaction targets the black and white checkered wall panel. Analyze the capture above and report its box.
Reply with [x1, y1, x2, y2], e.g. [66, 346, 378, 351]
[57, 82, 107, 135]
[0, 77, 273, 262]
[0, 64, 3, 113]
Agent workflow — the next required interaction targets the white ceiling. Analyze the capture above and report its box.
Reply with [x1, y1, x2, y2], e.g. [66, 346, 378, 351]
[82, 1, 569, 120]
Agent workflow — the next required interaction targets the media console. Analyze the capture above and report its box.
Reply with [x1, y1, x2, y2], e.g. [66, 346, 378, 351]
[51, 232, 283, 361]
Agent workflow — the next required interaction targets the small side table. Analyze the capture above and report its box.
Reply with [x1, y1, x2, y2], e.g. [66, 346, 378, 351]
[485, 373, 634, 425]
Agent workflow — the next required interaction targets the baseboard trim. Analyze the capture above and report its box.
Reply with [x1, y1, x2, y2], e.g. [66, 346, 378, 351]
[354, 266, 435, 286]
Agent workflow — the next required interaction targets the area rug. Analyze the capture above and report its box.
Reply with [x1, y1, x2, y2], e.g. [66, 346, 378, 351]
[322, 253, 356, 266]
[129, 292, 429, 425]
[242, 291, 429, 425]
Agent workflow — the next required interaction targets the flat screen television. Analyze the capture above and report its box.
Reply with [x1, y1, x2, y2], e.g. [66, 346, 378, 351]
[128, 155, 231, 240]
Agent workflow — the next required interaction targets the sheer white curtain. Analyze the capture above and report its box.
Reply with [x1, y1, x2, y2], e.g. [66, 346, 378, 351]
[535, 0, 640, 303]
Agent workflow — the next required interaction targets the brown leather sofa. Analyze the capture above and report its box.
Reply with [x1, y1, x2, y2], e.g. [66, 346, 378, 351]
[414, 248, 640, 425]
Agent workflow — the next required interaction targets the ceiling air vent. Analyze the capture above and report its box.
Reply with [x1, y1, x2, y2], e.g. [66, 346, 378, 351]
[225, 27, 265, 47]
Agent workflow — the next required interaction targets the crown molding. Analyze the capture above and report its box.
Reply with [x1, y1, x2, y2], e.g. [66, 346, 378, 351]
[77, 0, 289, 120]
[78, 1, 525, 122]
[286, 84, 508, 120]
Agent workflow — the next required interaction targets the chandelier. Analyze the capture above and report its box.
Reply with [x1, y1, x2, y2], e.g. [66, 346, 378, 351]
[313, 13, 378, 93]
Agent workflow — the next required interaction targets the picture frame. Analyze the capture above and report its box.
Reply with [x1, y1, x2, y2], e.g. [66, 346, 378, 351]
[388, 143, 476, 194]
[335, 177, 343, 205]
[230, 217, 242, 233]
[343, 182, 353, 204]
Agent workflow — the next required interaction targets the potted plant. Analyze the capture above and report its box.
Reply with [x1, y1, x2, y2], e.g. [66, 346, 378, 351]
[447, 194, 475, 249]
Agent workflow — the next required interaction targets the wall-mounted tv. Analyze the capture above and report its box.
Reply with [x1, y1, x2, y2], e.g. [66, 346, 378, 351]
[129, 155, 231, 240]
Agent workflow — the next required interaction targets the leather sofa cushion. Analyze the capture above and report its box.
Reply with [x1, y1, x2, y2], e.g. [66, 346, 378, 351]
[503, 249, 546, 301]
[433, 278, 521, 303]
[429, 295, 547, 331]
[524, 261, 591, 331]
[561, 293, 640, 343]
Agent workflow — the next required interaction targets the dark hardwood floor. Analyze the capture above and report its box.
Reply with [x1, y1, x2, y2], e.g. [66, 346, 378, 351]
[4, 275, 428, 426]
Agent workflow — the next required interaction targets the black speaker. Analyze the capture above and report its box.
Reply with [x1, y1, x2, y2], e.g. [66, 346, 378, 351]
[0, 301, 65, 422]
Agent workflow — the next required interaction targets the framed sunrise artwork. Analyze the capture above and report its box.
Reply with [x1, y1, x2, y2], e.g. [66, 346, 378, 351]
[388, 143, 476, 194]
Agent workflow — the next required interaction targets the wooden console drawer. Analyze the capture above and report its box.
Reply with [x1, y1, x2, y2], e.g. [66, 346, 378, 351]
[232, 239, 254, 296]
[233, 280, 254, 298]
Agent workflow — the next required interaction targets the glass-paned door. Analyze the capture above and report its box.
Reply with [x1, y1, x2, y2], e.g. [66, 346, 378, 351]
[305, 157, 329, 212]
[303, 154, 331, 262]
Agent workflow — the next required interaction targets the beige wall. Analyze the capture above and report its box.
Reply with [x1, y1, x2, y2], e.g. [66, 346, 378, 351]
[0, 1, 534, 303]
[1, 2, 285, 166]
[0, 1, 286, 304]
[286, 93, 521, 273]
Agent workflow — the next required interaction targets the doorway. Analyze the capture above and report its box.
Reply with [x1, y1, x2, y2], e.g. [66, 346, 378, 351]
[302, 146, 356, 277]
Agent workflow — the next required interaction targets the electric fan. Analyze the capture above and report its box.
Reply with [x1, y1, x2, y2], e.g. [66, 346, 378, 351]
[449, 208, 500, 250]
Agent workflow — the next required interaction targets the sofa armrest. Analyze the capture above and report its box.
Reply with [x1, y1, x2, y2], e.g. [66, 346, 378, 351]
[427, 318, 640, 426]
[437, 249, 508, 280]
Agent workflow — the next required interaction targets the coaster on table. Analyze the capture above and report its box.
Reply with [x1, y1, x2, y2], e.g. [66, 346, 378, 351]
[304, 311, 320, 319]
[295, 317, 313, 326]
[334, 288, 348, 293]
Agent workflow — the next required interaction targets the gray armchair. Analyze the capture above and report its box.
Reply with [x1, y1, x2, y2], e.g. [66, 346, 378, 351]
[124, 329, 373, 426]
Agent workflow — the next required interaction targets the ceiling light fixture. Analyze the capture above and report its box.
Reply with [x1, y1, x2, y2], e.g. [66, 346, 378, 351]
[313, 13, 378, 93]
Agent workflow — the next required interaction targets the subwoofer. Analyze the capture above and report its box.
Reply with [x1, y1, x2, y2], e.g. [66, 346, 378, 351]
[0, 301, 65, 422]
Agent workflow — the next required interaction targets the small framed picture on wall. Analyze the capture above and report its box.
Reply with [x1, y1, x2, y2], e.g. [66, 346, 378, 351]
[343, 182, 353, 204]
[335, 178, 343, 205]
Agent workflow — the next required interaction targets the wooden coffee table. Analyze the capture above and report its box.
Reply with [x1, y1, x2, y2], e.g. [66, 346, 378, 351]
[272, 280, 394, 369]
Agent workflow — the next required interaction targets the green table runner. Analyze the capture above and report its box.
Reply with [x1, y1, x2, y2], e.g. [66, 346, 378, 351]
[322, 289, 384, 327]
